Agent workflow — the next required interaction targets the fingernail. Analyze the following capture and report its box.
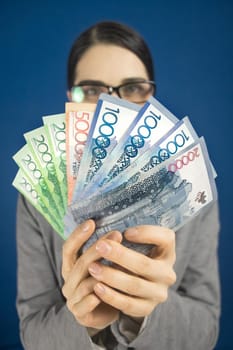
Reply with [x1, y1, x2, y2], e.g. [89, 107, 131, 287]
[107, 231, 122, 242]
[125, 227, 138, 237]
[107, 231, 117, 240]
[96, 240, 112, 255]
[88, 263, 102, 275]
[81, 220, 90, 232]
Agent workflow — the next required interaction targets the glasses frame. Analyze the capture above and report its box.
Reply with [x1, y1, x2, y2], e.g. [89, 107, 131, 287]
[71, 79, 156, 102]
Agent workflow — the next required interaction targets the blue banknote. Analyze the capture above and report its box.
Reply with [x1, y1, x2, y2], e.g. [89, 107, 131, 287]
[87, 116, 198, 195]
[71, 93, 140, 203]
[82, 96, 179, 198]
[64, 137, 217, 255]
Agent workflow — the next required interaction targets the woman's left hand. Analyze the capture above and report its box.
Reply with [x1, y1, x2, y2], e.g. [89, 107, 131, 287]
[88, 225, 176, 318]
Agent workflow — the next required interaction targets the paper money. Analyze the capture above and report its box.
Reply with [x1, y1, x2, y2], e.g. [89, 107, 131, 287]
[86, 116, 198, 195]
[83, 95, 179, 198]
[42, 113, 67, 208]
[24, 126, 65, 218]
[13, 169, 64, 235]
[12, 94, 218, 253]
[13, 144, 63, 226]
[65, 102, 96, 203]
[64, 137, 217, 254]
[71, 93, 141, 202]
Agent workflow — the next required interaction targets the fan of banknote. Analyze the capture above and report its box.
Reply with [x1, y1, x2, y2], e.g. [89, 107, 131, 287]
[12, 93, 217, 254]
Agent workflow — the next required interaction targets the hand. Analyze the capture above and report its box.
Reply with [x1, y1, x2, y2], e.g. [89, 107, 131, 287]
[61, 219, 122, 330]
[88, 225, 176, 318]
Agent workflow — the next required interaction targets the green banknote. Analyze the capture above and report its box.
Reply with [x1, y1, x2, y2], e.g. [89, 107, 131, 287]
[24, 126, 65, 218]
[13, 144, 63, 229]
[42, 113, 67, 209]
[13, 168, 64, 236]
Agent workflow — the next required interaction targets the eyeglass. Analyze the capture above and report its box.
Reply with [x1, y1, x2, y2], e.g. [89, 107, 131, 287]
[70, 80, 156, 104]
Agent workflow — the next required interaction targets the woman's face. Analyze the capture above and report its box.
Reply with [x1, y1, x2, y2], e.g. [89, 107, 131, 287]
[68, 44, 153, 104]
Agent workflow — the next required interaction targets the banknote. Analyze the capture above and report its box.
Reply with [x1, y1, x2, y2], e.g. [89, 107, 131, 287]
[65, 102, 96, 203]
[82, 95, 179, 198]
[42, 113, 67, 208]
[13, 169, 64, 236]
[24, 126, 65, 218]
[13, 144, 63, 225]
[71, 93, 141, 202]
[64, 137, 217, 255]
[98, 116, 198, 194]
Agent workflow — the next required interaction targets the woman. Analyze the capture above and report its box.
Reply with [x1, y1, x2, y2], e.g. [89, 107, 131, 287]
[16, 21, 220, 349]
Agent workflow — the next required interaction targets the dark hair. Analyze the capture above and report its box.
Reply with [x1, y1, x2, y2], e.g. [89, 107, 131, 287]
[67, 21, 155, 90]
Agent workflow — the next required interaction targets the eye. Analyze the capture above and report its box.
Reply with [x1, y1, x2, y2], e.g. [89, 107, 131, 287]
[71, 85, 107, 103]
[121, 83, 147, 96]
[82, 85, 104, 96]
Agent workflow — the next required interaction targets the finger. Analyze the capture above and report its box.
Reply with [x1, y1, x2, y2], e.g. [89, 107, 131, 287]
[66, 276, 97, 305]
[62, 219, 96, 280]
[94, 283, 157, 317]
[124, 226, 176, 263]
[105, 230, 123, 244]
[95, 239, 156, 279]
[95, 238, 176, 282]
[70, 230, 123, 281]
[88, 262, 175, 298]
[62, 231, 123, 297]
[78, 302, 119, 329]
[68, 293, 101, 320]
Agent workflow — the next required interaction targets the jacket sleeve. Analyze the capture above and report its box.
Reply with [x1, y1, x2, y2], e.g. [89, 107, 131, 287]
[111, 201, 221, 350]
[16, 194, 96, 350]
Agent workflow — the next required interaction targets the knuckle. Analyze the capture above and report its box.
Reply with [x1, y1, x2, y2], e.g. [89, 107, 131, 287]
[160, 262, 176, 286]
[172, 251, 176, 265]
[76, 314, 87, 326]
[81, 313, 95, 328]
[112, 242, 122, 259]
[88, 294, 99, 310]
[126, 276, 141, 295]
[169, 270, 177, 285]
[61, 265, 68, 280]
[144, 303, 154, 316]
[78, 281, 87, 297]
[137, 256, 152, 276]
[154, 285, 168, 304]
[145, 257, 154, 272]
[160, 288, 168, 303]
[66, 299, 74, 313]
[121, 297, 134, 315]
[75, 255, 86, 275]
[164, 267, 177, 286]
[165, 228, 175, 246]
[61, 284, 68, 299]
[62, 241, 70, 258]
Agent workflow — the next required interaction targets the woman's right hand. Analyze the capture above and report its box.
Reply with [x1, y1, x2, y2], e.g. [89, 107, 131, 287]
[61, 219, 121, 331]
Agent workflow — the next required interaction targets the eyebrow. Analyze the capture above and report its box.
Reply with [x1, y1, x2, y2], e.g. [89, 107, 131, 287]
[74, 77, 149, 86]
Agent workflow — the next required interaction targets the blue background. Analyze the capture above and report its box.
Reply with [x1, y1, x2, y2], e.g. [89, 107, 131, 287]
[0, 0, 232, 349]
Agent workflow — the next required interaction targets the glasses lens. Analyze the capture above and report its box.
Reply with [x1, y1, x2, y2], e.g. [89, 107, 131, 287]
[71, 85, 108, 103]
[71, 86, 85, 103]
[119, 82, 154, 103]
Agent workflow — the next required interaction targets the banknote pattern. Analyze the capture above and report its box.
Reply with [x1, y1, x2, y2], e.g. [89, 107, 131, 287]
[13, 94, 217, 255]
[71, 94, 141, 202]
[65, 103, 96, 203]
[64, 138, 217, 254]
[82, 96, 178, 198]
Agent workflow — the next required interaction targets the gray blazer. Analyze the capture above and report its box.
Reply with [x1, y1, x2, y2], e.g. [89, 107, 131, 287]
[16, 194, 220, 350]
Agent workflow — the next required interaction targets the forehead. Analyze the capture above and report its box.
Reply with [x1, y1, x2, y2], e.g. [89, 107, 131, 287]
[75, 44, 149, 85]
